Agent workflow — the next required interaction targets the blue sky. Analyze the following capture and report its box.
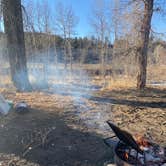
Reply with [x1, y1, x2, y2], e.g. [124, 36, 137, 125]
[152, 13, 166, 35]
[23, 0, 165, 38]
[53, 0, 93, 37]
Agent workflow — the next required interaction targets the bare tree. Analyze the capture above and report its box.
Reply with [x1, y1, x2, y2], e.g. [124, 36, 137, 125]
[23, 0, 37, 62]
[36, 0, 52, 84]
[0, 1, 3, 32]
[55, 2, 78, 70]
[90, 0, 111, 78]
[112, 0, 121, 40]
[135, 0, 154, 89]
[114, 0, 154, 89]
[2, 0, 31, 91]
[118, 0, 166, 89]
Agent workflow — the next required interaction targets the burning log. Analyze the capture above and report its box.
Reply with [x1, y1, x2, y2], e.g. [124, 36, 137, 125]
[134, 134, 151, 150]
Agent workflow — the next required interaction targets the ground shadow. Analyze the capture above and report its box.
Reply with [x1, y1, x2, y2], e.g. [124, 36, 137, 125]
[107, 87, 166, 98]
[0, 108, 113, 166]
[43, 87, 166, 108]
[88, 96, 166, 108]
[87, 87, 166, 108]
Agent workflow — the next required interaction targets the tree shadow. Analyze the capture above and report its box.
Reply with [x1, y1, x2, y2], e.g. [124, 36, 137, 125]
[40, 86, 166, 109]
[107, 87, 166, 98]
[0, 108, 113, 166]
[88, 96, 166, 108]
[87, 87, 166, 108]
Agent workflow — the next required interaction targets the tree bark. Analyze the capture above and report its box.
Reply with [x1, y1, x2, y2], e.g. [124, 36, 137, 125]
[64, 40, 67, 69]
[68, 40, 73, 71]
[2, 0, 31, 91]
[137, 0, 154, 90]
[100, 42, 105, 78]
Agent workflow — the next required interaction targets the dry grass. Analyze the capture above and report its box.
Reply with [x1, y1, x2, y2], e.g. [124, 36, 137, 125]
[100, 64, 166, 90]
[147, 64, 166, 80]
[106, 76, 137, 90]
[0, 63, 165, 90]
[91, 76, 137, 90]
[0, 76, 12, 87]
[82, 63, 166, 90]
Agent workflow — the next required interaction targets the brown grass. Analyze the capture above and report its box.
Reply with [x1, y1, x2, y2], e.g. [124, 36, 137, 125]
[106, 76, 137, 89]
[0, 63, 165, 90]
[147, 64, 166, 80]
[0, 76, 12, 85]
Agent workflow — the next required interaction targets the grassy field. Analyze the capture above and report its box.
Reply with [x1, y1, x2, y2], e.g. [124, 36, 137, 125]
[0, 63, 166, 89]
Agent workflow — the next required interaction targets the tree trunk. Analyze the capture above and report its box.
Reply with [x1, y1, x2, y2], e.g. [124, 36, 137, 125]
[101, 43, 105, 78]
[137, 0, 154, 90]
[64, 40, 67, 69]
[68, 40, 73, 71]
[2, 0, 31, 91]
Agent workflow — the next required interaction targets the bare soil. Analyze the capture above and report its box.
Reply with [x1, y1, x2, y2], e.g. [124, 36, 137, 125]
[0, 87, 165, 166]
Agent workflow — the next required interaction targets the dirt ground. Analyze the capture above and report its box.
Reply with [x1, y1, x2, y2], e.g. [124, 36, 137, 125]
[0, 87, 165, 166]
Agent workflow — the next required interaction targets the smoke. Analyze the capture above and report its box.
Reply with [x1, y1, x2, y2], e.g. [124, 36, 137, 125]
[0, 41, 108, 133]
[27, 55, 91, 95]
[26, 50, 109, 132]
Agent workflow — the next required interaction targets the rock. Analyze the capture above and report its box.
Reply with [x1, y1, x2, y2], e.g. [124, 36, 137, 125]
[15, 101, 29, 114]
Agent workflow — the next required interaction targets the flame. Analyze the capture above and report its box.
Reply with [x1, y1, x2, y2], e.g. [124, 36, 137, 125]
[124, 152, 129, 160]
[135, 135, 149, 149]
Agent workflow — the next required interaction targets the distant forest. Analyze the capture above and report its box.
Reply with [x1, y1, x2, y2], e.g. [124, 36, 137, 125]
[0, 32, 165, 65]
[0, 32, 112, 64]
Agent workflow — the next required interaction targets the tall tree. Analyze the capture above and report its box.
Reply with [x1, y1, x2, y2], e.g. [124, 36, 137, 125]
[136, 0, 154, 89]
[90, 0, 111, 78]
[35, 0, 52, 85]
[55, 2, 78, 69]
[117, 0, 154, 89]
[112, 0, 121, 40]
[2, 0, 31, 91]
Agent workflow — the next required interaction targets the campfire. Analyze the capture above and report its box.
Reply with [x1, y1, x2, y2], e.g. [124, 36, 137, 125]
[104, 121, 166, 166]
